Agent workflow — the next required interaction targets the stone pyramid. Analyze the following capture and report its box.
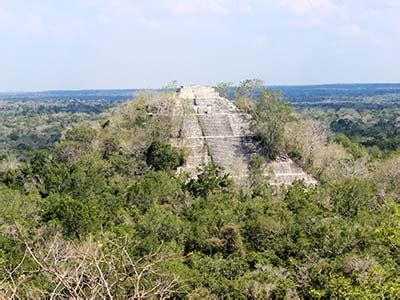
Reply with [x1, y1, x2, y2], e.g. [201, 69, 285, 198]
[173, 86, 316, 185]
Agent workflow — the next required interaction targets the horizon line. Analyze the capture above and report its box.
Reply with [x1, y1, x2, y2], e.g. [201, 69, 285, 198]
[1, 82, 400, 94]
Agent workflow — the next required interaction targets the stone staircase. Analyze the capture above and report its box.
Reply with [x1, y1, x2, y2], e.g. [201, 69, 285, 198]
[206, 136, 257, 177]
[267, 159, 316, 185]
[198, 114, 234, 137]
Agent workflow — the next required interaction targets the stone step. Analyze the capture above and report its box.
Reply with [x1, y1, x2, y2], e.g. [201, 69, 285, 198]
[272, 174, 317, 185]
[199, 114, 233, 137]
[181, 115, 202, 137]
[206, 137, 252, 175]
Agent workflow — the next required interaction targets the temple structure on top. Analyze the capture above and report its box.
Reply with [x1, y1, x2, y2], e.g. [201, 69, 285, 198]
[172, 85, 316, 185]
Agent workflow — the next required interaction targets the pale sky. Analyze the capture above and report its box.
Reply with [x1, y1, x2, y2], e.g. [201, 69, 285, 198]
[0, 0, 399, 91]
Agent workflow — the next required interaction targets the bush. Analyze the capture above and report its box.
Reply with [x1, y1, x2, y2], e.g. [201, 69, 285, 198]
[333, 134, 367, 159]
[65, 123, 97, 145]
[186, 163, 233, 198]
[127, 171, 184, 212]
[41, 195, 98, 239]
[145, 141, 184, 171]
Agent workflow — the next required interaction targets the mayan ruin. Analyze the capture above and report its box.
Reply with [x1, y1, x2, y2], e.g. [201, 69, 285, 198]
[173, 85, 316, 185]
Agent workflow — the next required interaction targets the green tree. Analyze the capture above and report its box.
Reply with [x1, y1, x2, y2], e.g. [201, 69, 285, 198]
[186, 164, 233, 198]
[101, 137, 120, 159]
[127, 171, 184, 212]
[333, 134, 367, 159]
[331, 179, 379, 218]
[65, 123, 97, 146]
[215, 82, 233, 99]
[137, 204, 185, 244]
[248, 154, 271, 196]
[145, 141, 184, 171]
[220, 223, 246, 257]
[233, 79, 263, 113]
[251, 90, 294, 159]
[41, 194, 98, 239]
[235, 79, 265, 99]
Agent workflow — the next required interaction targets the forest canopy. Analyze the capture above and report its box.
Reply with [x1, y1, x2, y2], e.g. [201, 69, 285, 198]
[1, 83, 400, 298]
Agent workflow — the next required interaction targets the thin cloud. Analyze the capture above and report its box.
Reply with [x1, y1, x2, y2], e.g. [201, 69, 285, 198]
[164, 0, 255, 15]
[280, 0, 336, 15]
[335, 23, 363, 37]
[166, 0, 230, 14]
[0, 6, 13, 30]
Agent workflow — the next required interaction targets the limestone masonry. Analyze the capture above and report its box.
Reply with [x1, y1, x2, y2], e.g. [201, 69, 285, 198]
[172, 85, 316, 185]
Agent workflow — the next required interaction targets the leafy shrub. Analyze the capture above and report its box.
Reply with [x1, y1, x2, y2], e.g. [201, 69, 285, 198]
[41, 195, 98, 239]
[186, 163, 233, 198]
[145, 141, 184, 171]
[127, 171, 184, 212]
[333, 134, 367, 159]
[65, 123, 97, 145]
